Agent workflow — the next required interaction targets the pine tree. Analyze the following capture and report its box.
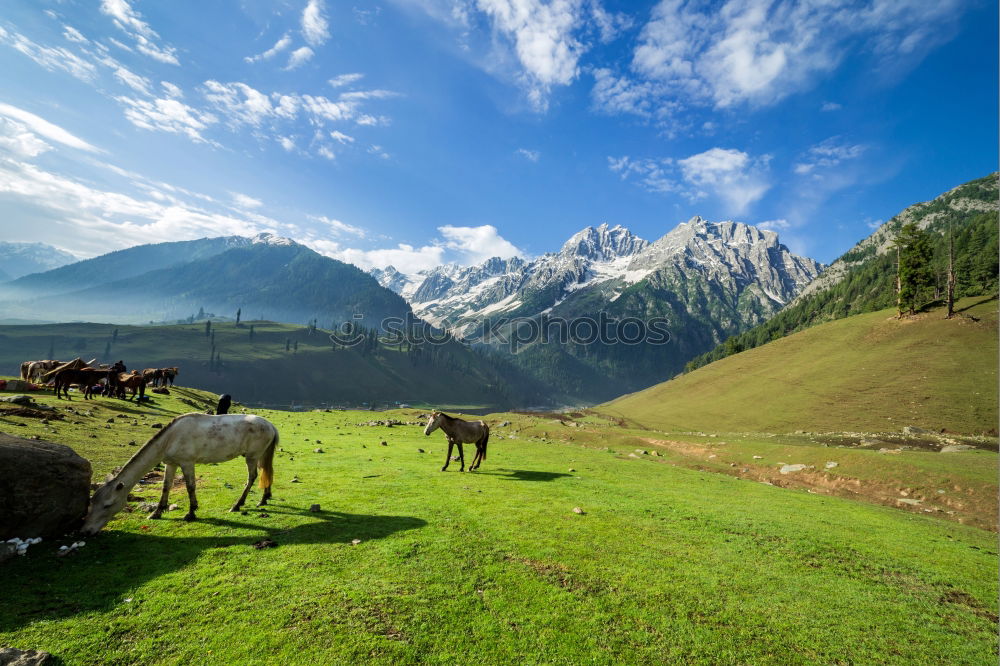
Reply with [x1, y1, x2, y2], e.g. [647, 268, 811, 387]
[236, 308, 241, 326]
[892, 223, 934, 316]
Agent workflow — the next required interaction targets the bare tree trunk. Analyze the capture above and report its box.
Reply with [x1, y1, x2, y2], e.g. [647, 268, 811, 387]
[895, 243, 903, 319]
[946, 218, 956, 318]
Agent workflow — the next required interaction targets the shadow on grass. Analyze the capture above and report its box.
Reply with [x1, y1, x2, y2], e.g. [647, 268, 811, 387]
[955, 295, 997, 313]
[0, 503, 426, 632]
[478, 469, 573, 482]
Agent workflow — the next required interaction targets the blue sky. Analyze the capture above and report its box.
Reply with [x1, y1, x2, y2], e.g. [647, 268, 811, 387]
[0, 0, 995, 272]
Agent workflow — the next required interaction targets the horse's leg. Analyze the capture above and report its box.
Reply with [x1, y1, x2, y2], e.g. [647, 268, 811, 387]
[457, 442, 465, 472]
[180, 463, 198, 521]
[149, 464, 176, 519]
[469, 444, 482, 471]
[441, 439, 454, 471]
[230, 457, 258, 512]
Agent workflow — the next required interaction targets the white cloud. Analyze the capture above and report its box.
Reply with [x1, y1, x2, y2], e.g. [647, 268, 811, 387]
[0, 157, 272, 257]
[285, 46, 314, 70]
[607, 155, 675, 193]
[311, 223, 524, 274]
[0, 117, 52, 158]
[62, 25, 89, 44]
[794, 137, 866, 175]
[100, 0, 180, 65]
[329, 73, 365, 88]
[330, 242, 446, 274]
[367, 144, 390, 159]
[0, 103, 99, 153]
[757, 218, 791, 231]
[596, 0, 968, 119]
[112, 64, 152, 95]
[116, 95, 218, 143]
[311, 214, 366, 237]
[329, 130, 354, 144]
[302, 0, 331, 47]
[515, 148, 540, 162]
[821, 101, 842, 111]
[245, 33, 293, 64]
[439, 224, 523, 263]
[677, 147, 771, 214]
[203, 81, 276, 127]
[476, 0, 588, 110]
[161, 81, 184, 98]
[0, 26, 99, 82]
[231, 192, 263, 209]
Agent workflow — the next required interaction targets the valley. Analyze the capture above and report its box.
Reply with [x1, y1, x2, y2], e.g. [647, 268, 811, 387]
[0, 382, 995, 663]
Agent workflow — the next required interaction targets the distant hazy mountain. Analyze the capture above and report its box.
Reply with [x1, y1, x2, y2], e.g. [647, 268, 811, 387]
[0, 235, 252, 300]
[374, 218, 823, 402]
[0, 241, 77, 281]
[0, 233, 411, 327]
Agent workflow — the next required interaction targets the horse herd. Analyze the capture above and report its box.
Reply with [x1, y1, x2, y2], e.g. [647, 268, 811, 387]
[79, 409, 489, 535]
[19, 358, 179, 401]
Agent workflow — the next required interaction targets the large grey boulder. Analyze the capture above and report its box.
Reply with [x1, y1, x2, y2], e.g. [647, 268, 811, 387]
[0, 433, 91, 539]
[0, 647, 53, 665]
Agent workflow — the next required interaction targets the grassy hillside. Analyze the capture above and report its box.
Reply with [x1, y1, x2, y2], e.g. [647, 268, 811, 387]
[0, 388, 995, 663]
[598, 297, 998, 435]
[686, 173, 998, 373]
[0, 319, 546, 410]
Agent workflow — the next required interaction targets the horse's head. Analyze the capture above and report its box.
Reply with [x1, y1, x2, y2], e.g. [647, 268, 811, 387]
[79, 477, 129, 536]
[424, 411, 442, 436]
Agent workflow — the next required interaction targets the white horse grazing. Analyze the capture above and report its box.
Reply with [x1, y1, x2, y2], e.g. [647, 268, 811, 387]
[80, 413, 279, 535]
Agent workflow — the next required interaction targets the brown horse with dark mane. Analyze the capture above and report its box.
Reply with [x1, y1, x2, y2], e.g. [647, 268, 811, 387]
[53, 367, 111, 400]
[423, 411, 490, 472]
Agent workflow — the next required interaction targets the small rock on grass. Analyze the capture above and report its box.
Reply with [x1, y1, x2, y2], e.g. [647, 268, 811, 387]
[380, 441, 388, 446]
[314, 448, 324, 453]
[825, 461, 838, 469]
[351, 539, 362, 545]
[309, 504, 321, 512]
[779, 464, 807, 474]
[167, 503, 179, 511]
[572, 507, 585, 515]
[752, 455, 763, 459]
[417, 448, 425, 453]
[252, 539, 277, 549]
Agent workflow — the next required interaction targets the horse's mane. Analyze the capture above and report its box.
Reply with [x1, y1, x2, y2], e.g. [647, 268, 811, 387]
[107, 412, 200, 481]
[438, 412, 456, 423]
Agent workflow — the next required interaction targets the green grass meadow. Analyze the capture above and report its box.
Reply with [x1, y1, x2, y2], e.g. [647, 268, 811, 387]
[599, 297, 999, 435]
[0, 385, 996, 664]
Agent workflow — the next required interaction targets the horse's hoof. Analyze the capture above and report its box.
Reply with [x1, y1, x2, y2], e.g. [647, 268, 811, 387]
[148, 513, 162, 520]
[228, 507, 241, 513]
[441, 467, 448, 472]
[183, 513, 196, 522]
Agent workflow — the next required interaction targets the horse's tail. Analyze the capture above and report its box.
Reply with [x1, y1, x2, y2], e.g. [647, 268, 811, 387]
[258, 428, 277, 488]
[479, 427, 489, 461]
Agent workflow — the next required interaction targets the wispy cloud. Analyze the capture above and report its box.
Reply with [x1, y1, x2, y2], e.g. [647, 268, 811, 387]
[515, 148, 540, 162]
[302, 0, 331, 47]
[99, 0, 180, 65]
[794, 137, 866, 175]
[285, 46, 314, 70]
[610, 146, 771, 214]
[0, 102, 99, 152]
[245, 33, 292, 64]
[116, 95, 218, 143]
[593, 0, 967, 122]
[0, 26, 98, 83]
[329, 73, 365, 88]
[677, 147, 771, 214]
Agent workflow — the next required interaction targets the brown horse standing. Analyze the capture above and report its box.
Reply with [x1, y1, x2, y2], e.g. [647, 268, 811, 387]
[53, 367, 109, 399]
[117, 371, 147, 401]
[424, 411, 490, 472]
